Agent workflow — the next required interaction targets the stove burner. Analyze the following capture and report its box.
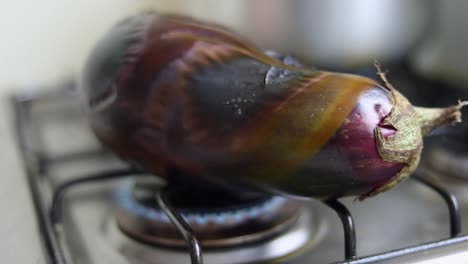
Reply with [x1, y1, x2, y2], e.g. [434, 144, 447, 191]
[114, 179, 302, 248]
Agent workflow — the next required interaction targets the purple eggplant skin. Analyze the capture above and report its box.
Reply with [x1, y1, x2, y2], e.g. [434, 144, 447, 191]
[81, 11, 466, 200]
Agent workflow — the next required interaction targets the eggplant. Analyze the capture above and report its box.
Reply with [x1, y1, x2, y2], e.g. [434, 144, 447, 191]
[81, 11, 466, 200]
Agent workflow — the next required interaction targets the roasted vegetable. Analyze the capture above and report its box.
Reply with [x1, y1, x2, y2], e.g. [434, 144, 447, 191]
[81, 11, 466, 200]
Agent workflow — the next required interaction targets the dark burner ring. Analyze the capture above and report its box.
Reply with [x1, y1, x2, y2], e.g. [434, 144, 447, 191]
[114, 180, 302, 248]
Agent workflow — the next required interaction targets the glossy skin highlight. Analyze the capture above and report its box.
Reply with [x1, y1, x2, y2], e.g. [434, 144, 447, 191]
[82, 12, 408, 200]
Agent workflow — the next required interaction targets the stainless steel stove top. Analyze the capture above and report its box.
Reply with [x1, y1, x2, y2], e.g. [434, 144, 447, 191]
[12, 82, 468, 264]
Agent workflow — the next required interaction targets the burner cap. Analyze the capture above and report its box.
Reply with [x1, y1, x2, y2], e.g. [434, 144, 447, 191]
[114, 179, 302, 248]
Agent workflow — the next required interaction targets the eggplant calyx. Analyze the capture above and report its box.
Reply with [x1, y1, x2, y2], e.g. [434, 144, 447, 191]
[359, 63, 421, 200]
[359, 63, 467, 200]
[361, 88, 423, 200]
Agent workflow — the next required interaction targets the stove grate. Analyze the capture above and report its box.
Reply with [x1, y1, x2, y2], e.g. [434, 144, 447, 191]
[11, 83, 466, 264]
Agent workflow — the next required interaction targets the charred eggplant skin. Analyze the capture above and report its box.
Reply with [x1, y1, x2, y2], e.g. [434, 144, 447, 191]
[81, 12, 429, 199]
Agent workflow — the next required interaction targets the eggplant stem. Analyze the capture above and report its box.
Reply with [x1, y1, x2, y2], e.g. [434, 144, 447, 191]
[414, 101, 468, 136]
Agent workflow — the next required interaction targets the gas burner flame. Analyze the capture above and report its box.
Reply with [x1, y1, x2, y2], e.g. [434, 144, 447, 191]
[113, 180, 302, 248]
[114, 182, 289, 226]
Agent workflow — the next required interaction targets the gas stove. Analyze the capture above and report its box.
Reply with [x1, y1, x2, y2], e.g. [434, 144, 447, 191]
[11, 80, 468, 264]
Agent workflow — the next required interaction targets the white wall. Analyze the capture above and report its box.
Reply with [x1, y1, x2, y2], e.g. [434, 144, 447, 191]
[0, 0, 246, 96]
